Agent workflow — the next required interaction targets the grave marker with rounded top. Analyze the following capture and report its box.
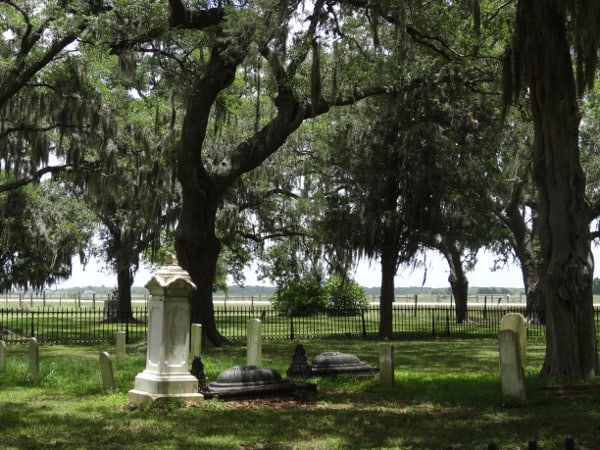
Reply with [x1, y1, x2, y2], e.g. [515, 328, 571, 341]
[500, 313, 527, 366]
[498, 329, 526, 400]
[99, 351, 115, 392]
[28, 337, 39, 382]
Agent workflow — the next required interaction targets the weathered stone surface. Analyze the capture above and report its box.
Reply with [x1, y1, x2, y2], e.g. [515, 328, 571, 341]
[28, 337, 39, 382]
[286, 343, 312, 378]
[99, 351, 115, 392]
[246, 319, 262, 367]
[500, 313, 527, 367]
[116, 331, 126, 360]
[190, 323, 202, 358]
[311, 352, 376, 378]
[378, 344, 394, 388]
[206, 365, 314, 400]
[498, 329, 526, 400]
[0, 340, 5, 371]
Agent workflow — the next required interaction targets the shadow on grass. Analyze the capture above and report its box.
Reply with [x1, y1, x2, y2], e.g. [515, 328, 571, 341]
[1, 384, 599, 450]
[1, 339, 598, 449]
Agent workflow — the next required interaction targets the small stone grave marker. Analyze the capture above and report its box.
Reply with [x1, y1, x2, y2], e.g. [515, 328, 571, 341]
[116, 331, 126, 360]
[28, 337, 39, 382]
[498, 329, 526, 400]
[190, 323, 202, 358]
[379, 343, 394, 388]
[246, 318, 262, 367]
[500, 313, 527, 366]
[0, 340, 6, 371]
[99, 351, 115, 392]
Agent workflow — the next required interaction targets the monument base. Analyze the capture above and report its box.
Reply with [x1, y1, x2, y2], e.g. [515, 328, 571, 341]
[128, 370, 203, 405]
[128, 389, 204, 405]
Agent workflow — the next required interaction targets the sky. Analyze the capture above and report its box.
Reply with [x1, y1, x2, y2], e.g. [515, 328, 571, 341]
[52, 247, 600, 290]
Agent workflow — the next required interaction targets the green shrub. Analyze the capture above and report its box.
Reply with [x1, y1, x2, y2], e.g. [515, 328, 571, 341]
[272, 277, 327, 316]
[324, 277, 368, 315]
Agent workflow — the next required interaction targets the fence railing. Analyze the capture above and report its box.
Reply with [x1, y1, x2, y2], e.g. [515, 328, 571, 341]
[2, 304, 599, 345]
[214, 304, 553, 341]
[0, 307, 148, 344]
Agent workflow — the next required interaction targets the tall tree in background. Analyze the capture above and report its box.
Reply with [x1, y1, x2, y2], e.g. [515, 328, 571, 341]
[0, 180, 95, 291]
[67, 48, 180, 322]
[505, 0, 600, 379]
[319, 1, 504, 332]
[0, 1, 110, 191]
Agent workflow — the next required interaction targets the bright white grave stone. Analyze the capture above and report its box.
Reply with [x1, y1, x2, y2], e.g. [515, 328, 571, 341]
[128, 252, 203, 405]
[246, 318, 262, 367]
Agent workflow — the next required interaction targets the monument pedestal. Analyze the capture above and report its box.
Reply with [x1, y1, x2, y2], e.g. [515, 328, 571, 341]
[128, 253, 203, 405]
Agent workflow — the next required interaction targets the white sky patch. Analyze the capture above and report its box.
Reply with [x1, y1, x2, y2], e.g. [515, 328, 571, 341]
[2, 29, 16, 41]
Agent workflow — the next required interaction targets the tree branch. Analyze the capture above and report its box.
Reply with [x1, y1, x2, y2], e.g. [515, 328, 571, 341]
[0, 163, 100, 193]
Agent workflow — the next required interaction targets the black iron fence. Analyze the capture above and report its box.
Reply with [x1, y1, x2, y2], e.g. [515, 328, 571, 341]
[215, 304, 552, 341]
[0, 306, 148, 344]
[1, 304, 600, 345]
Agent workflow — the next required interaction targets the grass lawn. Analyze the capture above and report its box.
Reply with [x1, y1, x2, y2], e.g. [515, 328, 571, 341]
[0, 338, 598, 449]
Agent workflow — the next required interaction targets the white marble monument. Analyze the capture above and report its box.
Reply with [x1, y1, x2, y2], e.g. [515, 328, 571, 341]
[128, 252, 203, 405]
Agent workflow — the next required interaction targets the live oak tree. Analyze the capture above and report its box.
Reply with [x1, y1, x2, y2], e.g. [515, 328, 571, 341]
[0, 180, 95, 292]
[66, 49, 180, 322]
[490, 106, 547, 323]
[0, 0, 111, 192]
[117, 0, 402, 346]
[504, 0, 600, 379]
[317, 1, 505, 333]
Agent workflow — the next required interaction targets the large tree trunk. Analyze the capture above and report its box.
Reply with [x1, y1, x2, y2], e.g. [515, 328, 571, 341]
[115, 265, 134, 323]
[526, 1, 598, 380]
[175, 194, 229, 347]
[168, 2, 329, 348]
[173, 43, 238, 348]
[443, 244, 469, 324]
[501, 186, 545, 322]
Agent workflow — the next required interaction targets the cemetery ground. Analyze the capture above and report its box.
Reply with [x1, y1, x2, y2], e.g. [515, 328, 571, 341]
[0, 338, 599, 449]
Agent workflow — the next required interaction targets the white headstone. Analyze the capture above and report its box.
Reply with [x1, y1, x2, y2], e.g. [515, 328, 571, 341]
[190, 323, 202, 358]
[246, 318, 262, 367]
[500, 313, 527, 367]
[116, 331, 126, 360]
[498, 329, 526, 400]
[0, 340, 6, 371]
[99, 351, 115, 392]
[28, 337, 39, 382]
[379, 343, 394, 388]
[128, 252, 203, 405]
